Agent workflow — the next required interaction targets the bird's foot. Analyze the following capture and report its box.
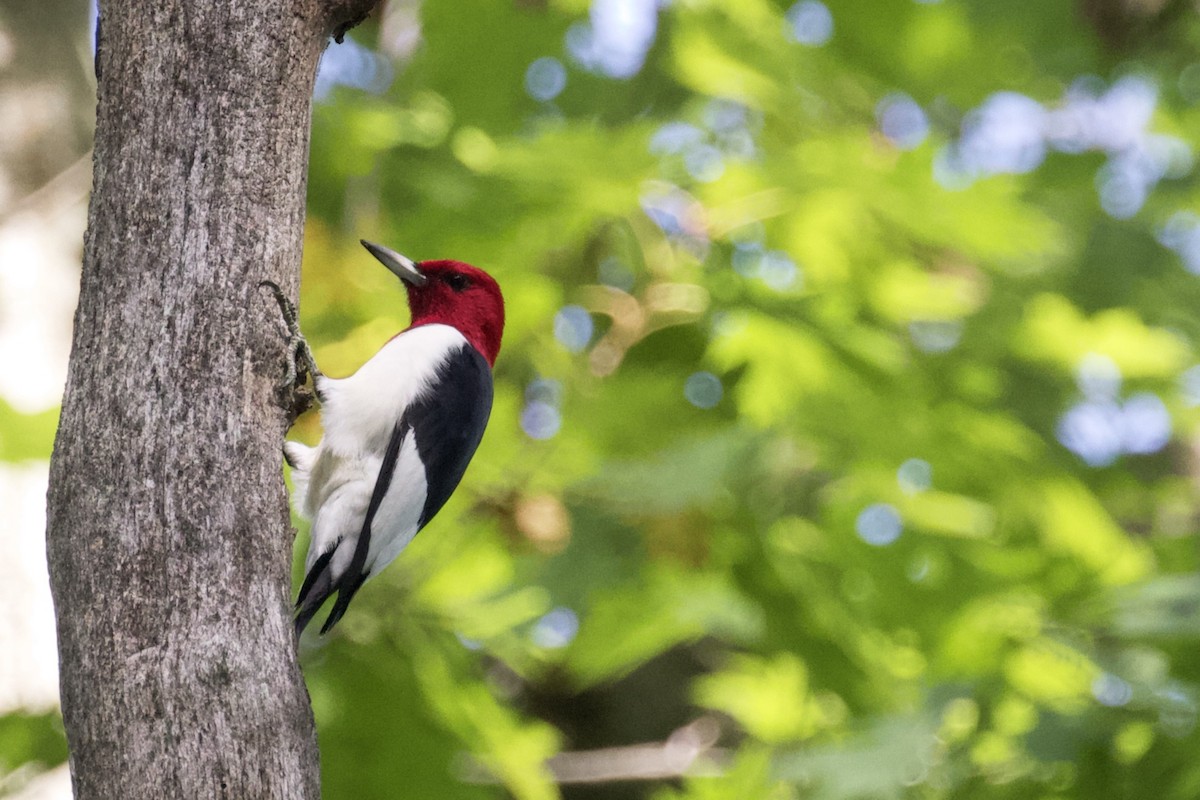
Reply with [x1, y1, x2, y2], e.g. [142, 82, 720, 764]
[259, 280, 325, 413]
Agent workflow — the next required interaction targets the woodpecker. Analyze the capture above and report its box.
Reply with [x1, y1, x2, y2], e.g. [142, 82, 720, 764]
[264, 240, 505, 636]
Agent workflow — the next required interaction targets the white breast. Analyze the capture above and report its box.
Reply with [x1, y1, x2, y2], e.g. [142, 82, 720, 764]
[318, 323, 467, 456]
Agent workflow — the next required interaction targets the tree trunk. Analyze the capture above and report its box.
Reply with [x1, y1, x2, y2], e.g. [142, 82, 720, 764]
[46, 1, 375, 797]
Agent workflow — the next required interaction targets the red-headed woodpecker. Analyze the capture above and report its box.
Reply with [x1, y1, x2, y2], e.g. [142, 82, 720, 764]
[266, 240, 505, 635]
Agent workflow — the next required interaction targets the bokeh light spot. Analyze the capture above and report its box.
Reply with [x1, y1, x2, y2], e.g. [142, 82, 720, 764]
[877, 93, 929, 150]
[650, 122, 704, 155]
[1159, 211, 1200, 274]
[1093, 673, 1133, 707]
[684, 144, 725, 183]
[1097, 162, 1146, 219]
[1120, 392, 1171, 455]
[786, 0, 833, 46]
[1180, 365, 1200, 406]
[565, 0, 658, 79]
[703, 99, 751, 135]
[898, 458, 932, 495]
[554, 305, 594, 352]
[732, 242, 763, 278]
[1076, 353, 1122, 400]
[531, 607, 579, 648]
[314, 36, 394, 100]
[521, 401, 562, 440]
[525, 57, 567, 102]
[639, 182, 710, 257]
[456, 633, 483, 651]
[956, 91, 1047, 177]
[909, 320, 962, 353]
[760, 251, 801, 291]
[856, 503, 902, 546]
[907, 555, 932, 583]
[1057, 401, 1123, 467]
[932, 145, 974, 191]
[684, 371, 723, 409]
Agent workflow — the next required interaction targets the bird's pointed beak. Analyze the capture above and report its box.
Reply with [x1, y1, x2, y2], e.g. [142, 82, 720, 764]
[361, 240, 427, 287]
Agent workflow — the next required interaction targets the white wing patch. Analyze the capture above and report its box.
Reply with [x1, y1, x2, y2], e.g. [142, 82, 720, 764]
[366, 433, 427, 572]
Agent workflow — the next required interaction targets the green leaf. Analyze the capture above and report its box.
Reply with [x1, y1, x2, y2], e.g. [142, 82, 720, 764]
[0, 400, 58, 462]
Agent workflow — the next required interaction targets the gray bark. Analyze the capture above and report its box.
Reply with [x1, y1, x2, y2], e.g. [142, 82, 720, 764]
[46, 1, 375, 797]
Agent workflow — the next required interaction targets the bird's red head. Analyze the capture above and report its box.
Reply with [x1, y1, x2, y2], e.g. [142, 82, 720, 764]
[362, 241, 505, 366]
[406, 260, 505, 366]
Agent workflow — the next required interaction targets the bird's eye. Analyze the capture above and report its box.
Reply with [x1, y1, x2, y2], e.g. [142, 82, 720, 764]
[445, 273, 471, 292]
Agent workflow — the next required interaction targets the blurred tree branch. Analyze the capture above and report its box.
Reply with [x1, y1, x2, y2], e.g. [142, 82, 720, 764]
[462, 718, 728, 786]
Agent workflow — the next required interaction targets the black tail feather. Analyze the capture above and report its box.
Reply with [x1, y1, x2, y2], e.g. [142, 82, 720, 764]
[294, 547, 374, 638]
[294, 548, 337, 638]
[294, 587, 329, 638]
[296, 547, 337, 610]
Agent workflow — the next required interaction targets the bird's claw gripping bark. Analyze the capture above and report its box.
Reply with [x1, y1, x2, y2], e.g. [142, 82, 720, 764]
[259, 280, 324, 410]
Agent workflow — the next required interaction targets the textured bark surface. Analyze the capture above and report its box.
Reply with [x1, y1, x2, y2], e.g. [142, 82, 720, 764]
[46, 0, 376, 797]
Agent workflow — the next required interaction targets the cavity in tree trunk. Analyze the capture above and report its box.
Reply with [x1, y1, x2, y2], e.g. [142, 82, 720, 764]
[45, 1, 375, 796]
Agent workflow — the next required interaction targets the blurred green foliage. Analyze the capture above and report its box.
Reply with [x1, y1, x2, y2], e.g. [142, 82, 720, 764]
[295, 1, 1200, 797]
[9, 0, 1200, 798]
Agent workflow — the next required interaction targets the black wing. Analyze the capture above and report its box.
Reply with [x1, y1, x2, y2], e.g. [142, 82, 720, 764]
[409, 343, 495, 529]
[294, 343, 493, 636]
